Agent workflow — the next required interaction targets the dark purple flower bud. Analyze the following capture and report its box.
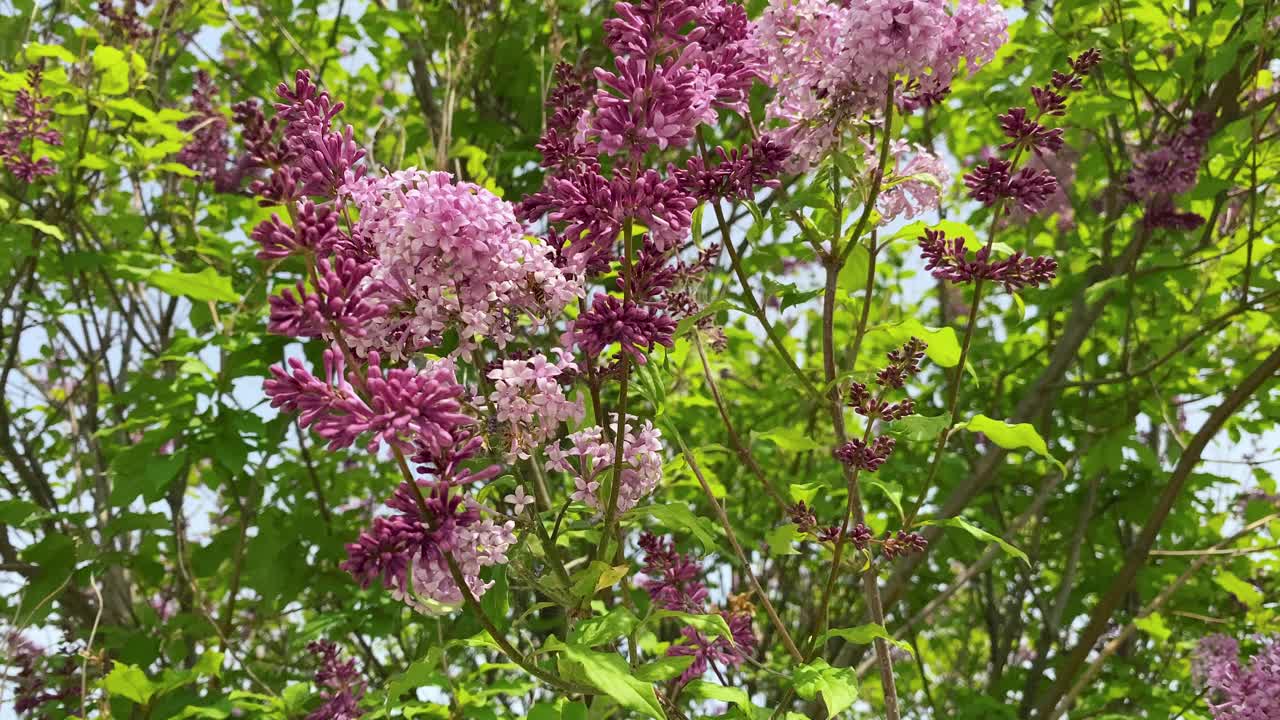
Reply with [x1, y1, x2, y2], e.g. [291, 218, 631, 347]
[1051, 70, 1083, 92]
[1, 66, 62, 182]
[176, 71, 231, 186]
[267, 257, 386, 339]
[998, 107, 1064, 153]
[919, 229, 1056, 291]
[639, 532, 709, 612]
[877, 337, 928, 389]
[1143, 198, 1205, 231]
[849, 523, 873, 551]
[1030, 86, 1067, 116]
[834, 435, 896, 472]
[817, 526, 842, 544]
[306, 640, 365, 720]
[896, 79, 950, 113]
[676, 135, 790, 201]
[964, 158, 1013, 206]
[788, 502, 818, 533]
[1006, 167, 1060, 213]
[573, 293, 676, 364]
[1069, 48, 1102, 76]
[251, 201, 342, 259]
[881, 530, 928, 560]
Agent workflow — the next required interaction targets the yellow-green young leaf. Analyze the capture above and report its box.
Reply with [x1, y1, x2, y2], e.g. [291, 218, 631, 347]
[866, 319, 961, 367]
[888, 413, 950, 443]
[92, 45, 130, 95]
[766, 522, 804, 555]
[562, 645, 665, 719]
[960, 414, 1061, 470]
[16, 218, 65, 240]
[148, 267, 238, 303]
[634, 655, 696, 682]
[633, 503, 721, 551]
[25, 43, 77, 64]
[684, 681, 760, 713]
[650, 610, 735, 646]
[821, 624, 914, 656]
[1214, 571, 1263, 609]
[793, 659, 859, 717]
[836, 242, 871, 297]
[925, 516, 1030, 565]
[78, 154, 111, 170]
[106, 97, 156, 120]
[1135, 613, 1171, 642]
[568, 561, 630, 598]
[102, 663, 155, 704]
[753, 426, 826, 452]
[158, 162, 201, 177]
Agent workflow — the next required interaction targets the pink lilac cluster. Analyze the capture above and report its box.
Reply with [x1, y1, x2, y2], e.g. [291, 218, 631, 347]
[962, 49, 1099, 215]
[1, 66, 62, 182]
[1126, 113, 1214, 230]
[546, 415, 663, 514]
[1193, 634, 1280, 720]
[341, 169, 580, 356]
[875, 140, 950, 222]
[752, 0, 1008, 166]
[250, 72, 515, 612]
[590, 0, 764, 157]
[306, 640, 365, 720]
[638, 533, 757, 687]
[485, 350, 584, 459]
[835, 338, 927, 472]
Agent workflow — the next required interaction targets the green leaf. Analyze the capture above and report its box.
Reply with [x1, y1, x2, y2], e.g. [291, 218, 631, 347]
[102, 663, 156, 705]
[959, 414, 1062, 470]
[766, 523, 803, 555]
[92, 45, 130, 95]
[793, 659, 859, 717]
[635, 503, 721, 551]
[148, 267, 238, 303]
[634, 655, 696, 682]
[1214, 571, 1263, 609]
[820, 624, 913, 656]
[562, 645, 665, 719]
[25, 43, 77, 63]
[753, 426, 825, 453]
[684, 681, 760, 714]
[569, 561, 630, 599]
[1134, 612, 1171, 643]
[924, 516, 1029, 565]
[865, 480, 905, 523]
[650, 610, 735, 646]
[865, 319, 961, 367]
[888, 414, 950, 443]
[16, 218, 65, 240]
[385, 649, 444, 701]
[836, 243, 871, 297]
[158, 161, 201, 177]
[571, 607, 639, 647]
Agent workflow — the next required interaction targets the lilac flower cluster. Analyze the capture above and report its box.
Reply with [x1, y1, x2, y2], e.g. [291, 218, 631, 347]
[6, 632, 77, 716]
[962, 49, 1100, 215]
[485, 350, 584, 459]
[918, 228, 1058, 292]
[249, 72, 522, 611]
[835, 338, 928, 472]
[752, 0, 1008, 165]
[342, 169, 580, 356]
[876, 141, 950, 223]
[177, 71, 233, 189]
[1126, 113, 1214, 230]
[638, 533, 757, 687]
[306, 640, 365, 720]
[1193, 634, 1280, 720]
[546, 415, 663, 514]
[1, 66, 62, 182]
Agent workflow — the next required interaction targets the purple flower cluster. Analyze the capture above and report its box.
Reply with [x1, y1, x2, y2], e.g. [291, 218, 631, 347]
[6, 632, 77, 716]
[1193, 634, 1280, 720]
[571, 293, 677, 365]
[306, 640, 365, 720]
[1127, 113, 1214, 230]
[880, 529, 929, 559]
[638, 533, 758, 687]
[918, 228, 1057, 292]
[177, 71, 233, 189]
[962, 49, 1099, 214]
[836, 338, 927, 472]
[1, 66, 62, 182]
[752, 0, 1008, 165]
